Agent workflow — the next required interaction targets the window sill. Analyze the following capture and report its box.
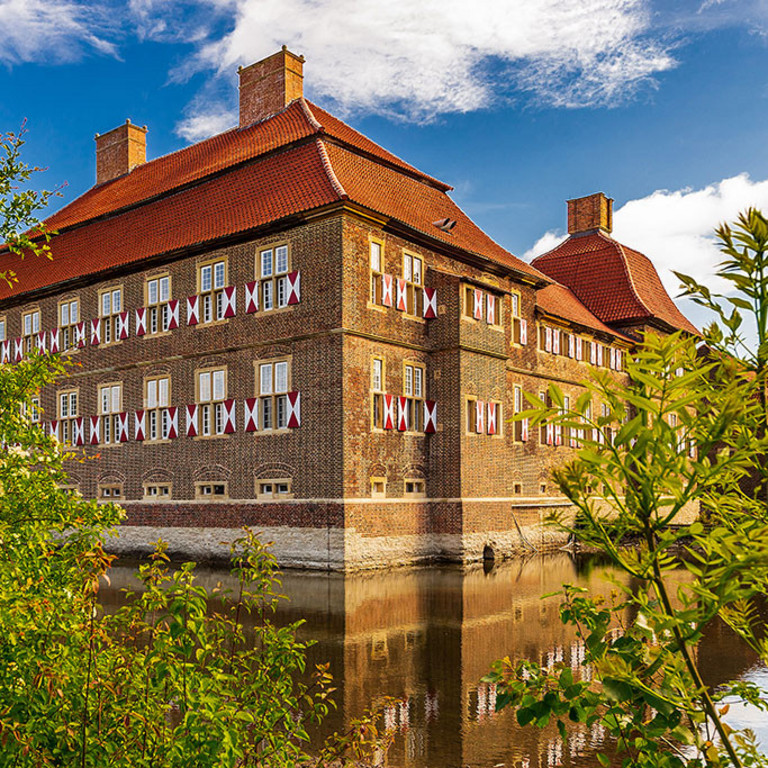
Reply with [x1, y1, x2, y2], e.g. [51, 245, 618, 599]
[252, 428, 290, 435]
[194, 318, 230, 328]
[143, 330, 173, 339]
[366, 302, 387, 313]
[194, 433, 230, 441]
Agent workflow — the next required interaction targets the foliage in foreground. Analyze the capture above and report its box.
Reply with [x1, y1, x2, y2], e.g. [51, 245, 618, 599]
[488, 211, 768, 768]
[0, 129, 385, 766]
[0, 354, 386, 767]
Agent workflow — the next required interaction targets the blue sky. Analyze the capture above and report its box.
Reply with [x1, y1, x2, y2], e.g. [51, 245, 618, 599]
[2, 0, 768, 329]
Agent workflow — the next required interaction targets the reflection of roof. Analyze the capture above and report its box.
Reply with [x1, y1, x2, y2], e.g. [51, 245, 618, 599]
[536, 283, 633, 342]
[531, 230, 698, 335]
[1, 99, 544, 301]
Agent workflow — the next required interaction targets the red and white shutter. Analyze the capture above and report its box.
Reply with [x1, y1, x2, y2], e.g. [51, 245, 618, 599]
[49, 420, 59, 441]
[185, 404, 198, 437]
[287, 271, 301, 305]
[576, 337, 583, 360]
[476, 400, 485, 433]
[396, 279, 408, 311]
[424, 400, 437, 433]
[546, 423, 554, 445]
[616, 350, 623, 371]
[118, 310, 130, 340]
[135, 307, 147, 337]
[166, 407, 178, 439]
[134, 410, 146, 441]
[590, 341, 596, 364]
[167, 300, 180, 330]
[90, 318, 101, 346]
[554, 424, 563, 446]
[473, 289, 483, 320]
[72, 417, 83, 446]
[568, 334, 575, 358]
[14, 338, 23, 362]
[545, 327, 553, 352]
[76, 321, 86, 348]
[49, 328, 60, 354]
[487, 402, 497, 435]
[223, 286, 237, 318]
[553, 330, 560, 355]
[287, 392, 301, 428]
[36, 331, 46, 353]
[244, 398, 258, 432]
[423, 287, 437, 319]
[381, 274, 394, 307]
[397, 396, 408, 431]
[596, 344, 603, 367]
[223, 399, 236, 433]
[244, 282, 259, 314]
[486, 295, 496, 325]
[186, 296, 199, 325]
[117, 413, 129, 442]
[383, 394, 395, 429]
[520, 318, 528, 345]
[521, 418, 529, 442]
[1, 340, 9, 363]
[89, 416, 100, 445]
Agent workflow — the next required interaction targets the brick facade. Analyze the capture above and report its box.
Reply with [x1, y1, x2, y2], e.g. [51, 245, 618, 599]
[0, 53, 696, 570]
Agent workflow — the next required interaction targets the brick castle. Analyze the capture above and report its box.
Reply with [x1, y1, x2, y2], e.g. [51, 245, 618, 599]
[0, 48, 697, 570]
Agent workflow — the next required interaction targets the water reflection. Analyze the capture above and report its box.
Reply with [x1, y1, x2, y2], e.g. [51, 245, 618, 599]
[102, 554, 766, 768]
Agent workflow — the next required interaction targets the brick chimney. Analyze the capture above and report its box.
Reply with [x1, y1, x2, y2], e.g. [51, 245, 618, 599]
[238, 46, 305, 127]
[95, 120, 147, 185]
[567, 192, 613, 235]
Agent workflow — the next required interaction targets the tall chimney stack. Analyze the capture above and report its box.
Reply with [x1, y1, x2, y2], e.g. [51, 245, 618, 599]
[238, 46, 305, 127]
[95, 120, 147, 185]
[567, 192, 613, 235]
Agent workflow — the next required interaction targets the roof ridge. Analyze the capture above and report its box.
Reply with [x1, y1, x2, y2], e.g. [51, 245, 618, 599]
[299, 98, 323, 132]
[315, 138, 348, 199]
[613, 238, 654, 319]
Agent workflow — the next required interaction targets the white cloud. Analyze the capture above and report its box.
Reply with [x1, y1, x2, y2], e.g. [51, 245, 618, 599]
[0, 0, 116, 65]
[176, 108, 236, 142]
[524, 174, 768, 333]
[157, 0, 679, 136]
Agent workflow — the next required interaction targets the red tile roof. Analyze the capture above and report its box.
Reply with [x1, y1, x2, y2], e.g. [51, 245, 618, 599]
[1, 98, 542, 301]
[536, 283, 633, 342]
[531, 230, 698, 335]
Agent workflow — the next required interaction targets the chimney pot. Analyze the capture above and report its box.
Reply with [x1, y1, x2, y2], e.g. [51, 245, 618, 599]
[567, 192, 613, 235]
[95, 121, 147, 185]
[238, 47, 304, 127]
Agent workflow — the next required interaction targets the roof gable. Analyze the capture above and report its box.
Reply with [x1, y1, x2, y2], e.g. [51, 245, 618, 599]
[531, 231, 697, 335]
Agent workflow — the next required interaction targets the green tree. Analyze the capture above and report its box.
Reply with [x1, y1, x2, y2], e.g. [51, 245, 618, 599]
[488, 211, 768, 768]
[0, 131, 384, 766]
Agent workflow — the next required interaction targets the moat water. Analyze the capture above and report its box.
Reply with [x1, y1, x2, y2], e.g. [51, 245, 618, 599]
[101, 554, 767, 768]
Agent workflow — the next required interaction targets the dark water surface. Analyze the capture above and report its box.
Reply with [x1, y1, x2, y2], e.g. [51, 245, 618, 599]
[102, 554, 766, 768]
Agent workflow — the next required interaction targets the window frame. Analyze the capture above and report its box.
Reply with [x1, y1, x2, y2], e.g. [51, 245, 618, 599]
[197, 257, 228, 324]
[22, 307, 41, 353]
[402, 251, 424, 317]
[371, 476, 387, 498]
[57, 297, 80, 352]
[371, 355, 385, 430]
[403, 360, 425, 432]
[256, 478, 293, 499]
[144, 374, 171, 443]
[98, 285, 123, 345]
[369, 237, 385, 307]
[196, 365, 228, 438]
[403, 478, 426, 498]
[257, 243, 291, 312]
[57, 387, 79, 445]
[145, 273, 172, 336]
[195, 481, 229, 500]
[256, 357, 291, 432]
[98, 483, 124, 500]
[143, 482, 172, 500]
[98, 381, 123, 446]
[0, 315, 5, 343]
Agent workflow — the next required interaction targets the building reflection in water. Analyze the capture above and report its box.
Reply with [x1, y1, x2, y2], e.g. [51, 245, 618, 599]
[101, 553, 764, 768]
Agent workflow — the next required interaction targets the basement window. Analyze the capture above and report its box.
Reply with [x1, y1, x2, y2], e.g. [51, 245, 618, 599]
[99, 483, 123, 500]
[195, 482, 228, 499]
[257, 479, 292, 499]
[144, 483, 172, 500]
[404, 479, 425, 497]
